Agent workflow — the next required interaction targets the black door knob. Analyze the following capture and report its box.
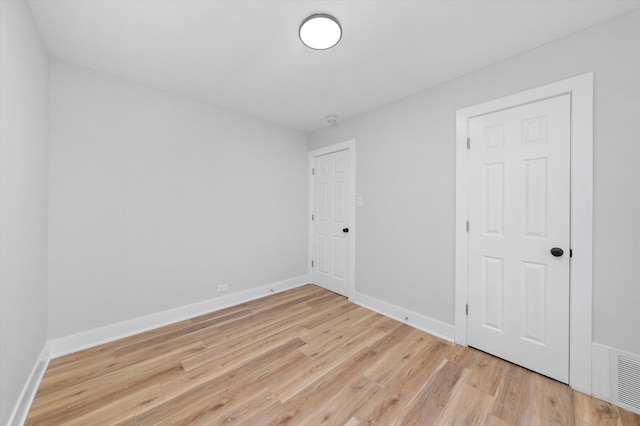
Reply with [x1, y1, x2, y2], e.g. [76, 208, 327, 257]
[343, 228, 349, 233]
[550, 247, 564, 257]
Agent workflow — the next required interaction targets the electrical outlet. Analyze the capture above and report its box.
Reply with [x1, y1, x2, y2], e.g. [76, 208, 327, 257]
[216, 283, 228, 293]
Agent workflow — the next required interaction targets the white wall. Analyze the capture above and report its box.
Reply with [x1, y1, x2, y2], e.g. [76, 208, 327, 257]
[48, 61, 309, 340]
[310, 10, 640, 355]
[0, 1, 49, 423]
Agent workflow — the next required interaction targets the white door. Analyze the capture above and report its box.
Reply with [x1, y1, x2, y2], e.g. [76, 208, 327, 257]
[312, 149, 350, 296]
[467, 95, 571, 383]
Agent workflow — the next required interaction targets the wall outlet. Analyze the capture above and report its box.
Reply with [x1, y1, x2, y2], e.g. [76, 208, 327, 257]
[216, 283, 228, 293]
[356, 196, 363, 207]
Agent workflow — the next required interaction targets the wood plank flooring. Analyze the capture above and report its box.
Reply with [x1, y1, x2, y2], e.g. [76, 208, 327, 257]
[27, 285, 640, 425]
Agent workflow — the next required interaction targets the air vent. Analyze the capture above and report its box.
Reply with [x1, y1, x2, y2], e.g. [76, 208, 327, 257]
[611, 350, 640, 414]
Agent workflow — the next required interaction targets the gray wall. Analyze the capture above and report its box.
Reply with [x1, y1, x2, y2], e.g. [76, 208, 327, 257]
[48, 61, 309, 339]
[310, 10, 640, 355]
[0, 1, 49, 423]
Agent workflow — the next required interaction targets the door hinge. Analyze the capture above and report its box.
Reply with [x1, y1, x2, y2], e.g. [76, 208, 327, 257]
[311, 260, 314, 268]
[312, 214, 314, 221]
[312, 168, 315, 175]
[466, 304, 469, 316]
[570, 249, 573, 258]
[466, 221, 469, 232]
[467, 137, 470, 150]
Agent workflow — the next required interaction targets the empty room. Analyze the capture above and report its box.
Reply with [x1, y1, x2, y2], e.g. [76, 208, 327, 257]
[2, 0, 640, 424]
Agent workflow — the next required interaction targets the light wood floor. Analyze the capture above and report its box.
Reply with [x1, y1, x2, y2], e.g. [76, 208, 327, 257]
[27, 285, 639, 425]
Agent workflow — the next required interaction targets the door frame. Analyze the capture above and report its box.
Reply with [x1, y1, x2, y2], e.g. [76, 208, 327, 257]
[308, 139, 356, 298]
[455, 73, 593, 393]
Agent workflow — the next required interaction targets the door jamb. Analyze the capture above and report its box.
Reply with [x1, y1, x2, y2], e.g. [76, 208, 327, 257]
[454, 73, 593, 394]
[308, 140, 356, 298]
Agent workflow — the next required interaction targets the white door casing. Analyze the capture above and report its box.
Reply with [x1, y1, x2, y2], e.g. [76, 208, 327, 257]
[468, 95, 571, 382]
[309, 141, 356, 297]
[455, 73, 593, 393]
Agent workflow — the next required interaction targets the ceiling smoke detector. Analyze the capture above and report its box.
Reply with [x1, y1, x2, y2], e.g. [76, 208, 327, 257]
[326, 115, 338, 124]
[299, 13, 342, 50]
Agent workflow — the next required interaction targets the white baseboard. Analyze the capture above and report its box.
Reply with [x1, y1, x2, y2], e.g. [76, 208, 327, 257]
[592, 342, 611, 400]
[349, 291, 455, 342]
[8, 342, 51, 426]
[591, 342, 640, 415]
[49, 275, 310, 358]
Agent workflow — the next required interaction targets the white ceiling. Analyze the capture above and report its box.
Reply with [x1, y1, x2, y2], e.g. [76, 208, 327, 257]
[28, 0, 640, 132]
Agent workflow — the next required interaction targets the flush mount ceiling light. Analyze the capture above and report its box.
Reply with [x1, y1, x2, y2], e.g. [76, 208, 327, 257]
[299, 13, 342, 50]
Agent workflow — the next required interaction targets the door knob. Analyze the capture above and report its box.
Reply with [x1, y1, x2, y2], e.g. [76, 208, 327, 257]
[343, 228, 349, 233]
[550, 247, 564, 257]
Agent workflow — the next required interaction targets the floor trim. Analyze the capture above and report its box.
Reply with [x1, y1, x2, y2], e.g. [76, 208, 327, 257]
[350, 291, 455, 342]
[49, 275, 310, 358]
[7, 342, 50, 426]
[592, 342, 611, 400]
[591, 342, 640, 415]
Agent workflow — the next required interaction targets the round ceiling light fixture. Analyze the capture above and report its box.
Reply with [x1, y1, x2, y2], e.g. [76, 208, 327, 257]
[299, 13, 342, 50]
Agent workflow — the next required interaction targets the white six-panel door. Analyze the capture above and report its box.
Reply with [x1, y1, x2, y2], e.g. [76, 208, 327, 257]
[467, 95, 571, 383]
[312, 149, 350, 296]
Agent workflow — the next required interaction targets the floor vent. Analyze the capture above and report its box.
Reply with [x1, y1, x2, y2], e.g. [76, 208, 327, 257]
[611, 349, 640, 414]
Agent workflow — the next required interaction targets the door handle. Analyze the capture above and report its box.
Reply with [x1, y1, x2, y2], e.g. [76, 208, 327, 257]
[343, 228, 349, 233]
[550, 247, 564, 257]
